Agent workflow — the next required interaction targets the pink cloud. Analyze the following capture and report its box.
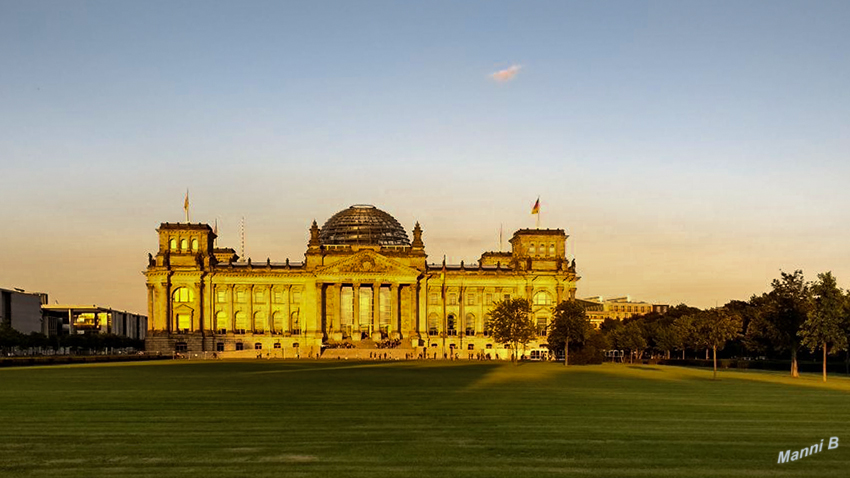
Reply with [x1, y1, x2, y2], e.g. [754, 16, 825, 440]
[490, 64, 522, 82]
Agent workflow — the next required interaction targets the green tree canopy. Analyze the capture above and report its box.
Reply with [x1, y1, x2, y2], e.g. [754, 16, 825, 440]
[745, 270, 811, 377]
[547, 300, 592, 366]
[693, 308, 743, 380]
[800, 271, 848, 382]
[486, 298, 536, 363]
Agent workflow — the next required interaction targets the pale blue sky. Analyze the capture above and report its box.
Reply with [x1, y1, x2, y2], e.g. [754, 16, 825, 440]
[1, 1, 849, 312]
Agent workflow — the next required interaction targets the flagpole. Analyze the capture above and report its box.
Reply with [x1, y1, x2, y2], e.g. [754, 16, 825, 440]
[184, 189, 190, 223]
[499, 224, 503, 252]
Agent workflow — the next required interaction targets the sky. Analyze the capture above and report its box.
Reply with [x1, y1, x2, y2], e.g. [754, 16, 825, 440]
[1, 0, 849, 314]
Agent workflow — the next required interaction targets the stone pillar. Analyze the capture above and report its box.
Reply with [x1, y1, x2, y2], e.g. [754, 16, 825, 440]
[194, 281, 202, 333]
[352, 283, 361, 341]
[390, 283, 399, 340]
[459, 285, 465, 337]
[229, 285, 236, 332]
[333, 283, 343, 341]
[248, 284, 255, 333]
[556, 284, 564, 305]
[372, 283, 381, 341]
[284, 285, 291, 334]
[315, 282, 324, 339]
[266, 285, 273, 335]
[477, 287, 485, 336]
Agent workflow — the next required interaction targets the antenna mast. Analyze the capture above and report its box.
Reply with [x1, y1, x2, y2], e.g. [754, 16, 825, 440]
[240, 216, 245, 262]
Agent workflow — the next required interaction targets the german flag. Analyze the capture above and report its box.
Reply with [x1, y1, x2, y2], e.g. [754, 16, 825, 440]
[531, 197, 540, 215]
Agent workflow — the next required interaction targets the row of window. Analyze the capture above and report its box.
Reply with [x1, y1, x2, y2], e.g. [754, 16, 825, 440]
[527, 242, 557, 258]
[215, 289, 301, 304]
[168, 237, 199, 252]
[427, 291, 554, 306]
[172, 287, 304, 305]
[611, 305, 650, 313]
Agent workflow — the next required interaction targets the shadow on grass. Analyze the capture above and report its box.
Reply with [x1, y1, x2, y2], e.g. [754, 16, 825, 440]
[626, 366, 663, 372]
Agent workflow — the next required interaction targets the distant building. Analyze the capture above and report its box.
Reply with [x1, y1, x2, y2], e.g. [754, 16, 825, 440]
[0, 287, 47, 334]
[41, 305, 147, 340]
[579, 296, 669, 327]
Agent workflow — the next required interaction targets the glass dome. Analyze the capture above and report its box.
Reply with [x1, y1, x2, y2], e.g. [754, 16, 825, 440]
[319, 205, 410, 246]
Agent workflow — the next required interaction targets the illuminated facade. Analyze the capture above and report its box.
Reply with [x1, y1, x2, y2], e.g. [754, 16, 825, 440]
[144, 205, 580, 357]
[580, 296, 670, 327]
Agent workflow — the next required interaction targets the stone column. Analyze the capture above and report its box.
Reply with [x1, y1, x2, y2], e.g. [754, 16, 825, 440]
[352, 282, 361, 341]
[164, 282, 172, 333]
[333, 283, 343, 341]
[266, 285, 273, 335]
[478, 287, 485, 337]
[372, 283, 381, 341]
[315, 282, 324, 339]
[419, 279, 428, 339]
[556, 284, 564, 305]
[248, 284, 255, 333]
[459, 285, 465, 337]
[390, 283, 399, 340]
[229, 285, 236, 332]
[284, 285, 291, 334]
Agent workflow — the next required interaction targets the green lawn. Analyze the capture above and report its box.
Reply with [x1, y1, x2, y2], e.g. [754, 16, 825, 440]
[0, 360, 848, 477]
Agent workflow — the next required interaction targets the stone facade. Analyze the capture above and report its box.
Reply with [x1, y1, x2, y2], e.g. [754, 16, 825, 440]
[144, 205, 580, 358]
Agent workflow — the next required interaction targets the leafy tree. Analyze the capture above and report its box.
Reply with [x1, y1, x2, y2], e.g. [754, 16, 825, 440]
[486, 298, 535, 363]
[800, 272, 848, 382]
[652, 324, 680, 359]
[614, 322, 646, 363]
[672, 315, 696, 359]
[547, 300, 592, 366]
[693, 308, 743, 380]
[746, 270, 811, 377]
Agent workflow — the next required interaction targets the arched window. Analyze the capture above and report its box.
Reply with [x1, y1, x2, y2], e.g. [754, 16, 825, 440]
[172, 287, 194, 303]
[533, 291, 553, 306]
[529, 243, 536, 256]
[483, 314, 491, 336]
[273, 311, 284, 333]
[465, 313, 475, 336]
[169, 238, 177, 251]
[215, 311, 228, 333]
[428, 313, 439, 336]
[447, 314, 456, 335]
[235, 312, 248, 333]
[549, 243, 555, 257]
[180, 238, 188, 251]
[254, 343, 262, 350]
[290, 311, 300, 334]
[191, 238, 198, 251]
[253, 312, 264, 333]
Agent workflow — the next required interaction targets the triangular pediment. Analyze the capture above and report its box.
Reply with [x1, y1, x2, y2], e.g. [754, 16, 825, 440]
[315, 250, 421, 280]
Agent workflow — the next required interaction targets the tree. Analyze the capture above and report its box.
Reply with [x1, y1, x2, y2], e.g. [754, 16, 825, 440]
[486, 298, 536, 363]
[800, 272, 848, 382]
[614, 322, 647, 363]
[652, 324, 680, 359]
[547, 300, 592, 366]
[693, 308, 743, 380]
[672, 315, 696, 359]
[746, 270, 811, 377]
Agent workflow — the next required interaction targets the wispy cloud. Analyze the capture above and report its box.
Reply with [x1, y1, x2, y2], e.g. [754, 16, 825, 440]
[490, 64, 521, 82]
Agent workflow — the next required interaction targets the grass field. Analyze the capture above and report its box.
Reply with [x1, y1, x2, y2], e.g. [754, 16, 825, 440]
[1, 361, 848, 477]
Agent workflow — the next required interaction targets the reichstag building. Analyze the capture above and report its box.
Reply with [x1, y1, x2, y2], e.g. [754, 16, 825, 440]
[144, 205, 579, 358]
